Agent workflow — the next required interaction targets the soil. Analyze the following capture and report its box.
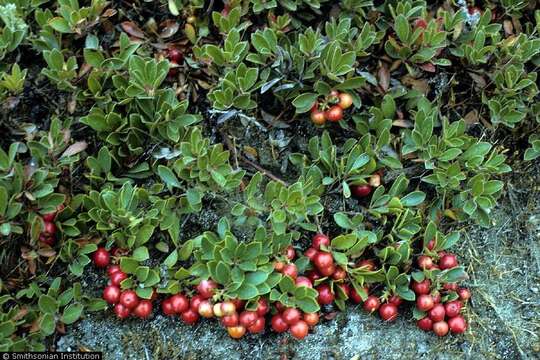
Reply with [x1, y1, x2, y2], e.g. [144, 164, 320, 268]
[56, 146, 540, 360]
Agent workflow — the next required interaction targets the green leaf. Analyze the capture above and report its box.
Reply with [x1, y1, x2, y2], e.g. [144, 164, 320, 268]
[292, 93, 318, 113]
[237, 283, 258, 299]
[133, 246, 149, 262]
[62, 303, 84, 324]
[39, 313, 56, 336]
[158, 165, 181, 189]
[401, 191, 426, 207]
[38, 295, 58, 314]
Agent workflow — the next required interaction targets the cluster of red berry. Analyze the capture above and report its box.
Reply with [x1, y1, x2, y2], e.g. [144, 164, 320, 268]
[38, 204, 64, 246]
[310, 91, 353, 125]
[97, 248, 155, 320]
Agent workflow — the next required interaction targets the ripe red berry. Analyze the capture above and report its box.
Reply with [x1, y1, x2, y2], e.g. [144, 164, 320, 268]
[282, 264, 298, 279]
[221, 312, 239, 327]
[417, 316, 433, 331]
[114, 303, 130, 319]
[417, 255, 434, 270]
[247, 317, 265, 334]
[319, 264, 336, 277]
[168, 48, 183, 63]
[181, 309, 199, 325]
[239, 311, 258, 327]
[92, 247, 110, 268]
[170, 293, 189, 314]
[388, 295, 402, 307]
[310, 110, 326, 125]
[444, 300, 462, 318]
[43, 221, 57, 236]
[227, 325, 246, 339]
[274, 261, 285, 272]
[119, 290, 139, 309]
[414, 18, 428, 29]
[271, 314, 289, 333]
[109, 271, 127, 286]
[443, 283, 458, 291]
[433, 320, 449, 336]
[196, 279, 217, 299]
[39, 233, 55, 246]
[338, 93, 353, 109]
[313, 252, 334, 271]
[103, 285, 121, 304]
[457, 288, 471, 301]
[284, 245, 296, 260]
[363, 295, 380, 313]
[255, 298, 269, 316]
[282, 308, 301, 325]
[312, 234, 330, 250]
[416, 294, 435, 312]
[133, 300, 153, 319]
[290, 320, 309, 339]
[295, 276, 313, 288]
[439, 254, 458, 270]
[198, 300, 214, 318]
[161, 298, 175, 315]
[350, 287, 367, 304]
[190, 294, 204, 313]
[411, 279, 431, 295]
[232, 298, 245, 311]
[448, 315, 467, 334]
[42, 212, 56, 222]
[431, 291, 441, 304]
[107, 265, 121, 277]
[316, 284, 335, 305]
[274, 302, 286, 313]
[426, 238, 436, 250]
[303, 312, 319, 327]
[306, 270, 322, 283]
[304, 247, 318, 260]
[332, 267, 347, 281]
[351, 184, 372, 199]
[379, 303, 398, 321]
[325, 105, 343, 122]
[428, 304, 446, 322]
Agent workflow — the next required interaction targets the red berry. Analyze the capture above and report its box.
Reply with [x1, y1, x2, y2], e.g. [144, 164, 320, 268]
[428, 304, 446, 322]
[190, 294, 204, 313]
[247, 317, 265, 334]
[227, 325, 246, 339]
[285, 245, 296, 260]
[439, 254, 458, 270]
[388, 295, 402, 307]
[42, 212, 56, 222]
[107, 265, 122, 277]
[133, 300, 153, 319]
[332, 267, 347, 281]
[295, 276, 313, 288]
[271, 314, 288, 333]
[319, 264, 336, 277]
[313, 252, 334, 271]
[103, 285, 121, 304]
[414, 18, 428, 29]
[198, 300, 214, 318]
[221, 312, 239, 327]
[306, 270, 322, 283]
[356, 259, 376, 271]
[239, 311, 258, 327]
[282, 308, 301, 325]
[379, 303, 398, 321]
[304, 248, 318, 261]
[119, 290, 139, 309]
[416, 294, 434, 312]
[363, 295, 380, 313]
[232, 298, 245, 311]
[426, 239, 436, 250]
[196, 279, 217, 299]
[432, 291, 441, 304]
[311, 110, 326, 125]
[444, 300, 462, 318]
[274, 302, 286, 313]
[448, 315, 467, 334]
[181, 309, 199, 325]
[168, 48, 183, 63]
[39, 233, 55, 246]
[433, 321, 449, 336]
[274, 261, 285, 272]
[114, 303, 130, 319]
[109, 271, 127, 286]
[312, 234, 330, 250]
[443, 283, 458, 291]
[351, 185, 372, 199]
[338, 93, 353, 109]
[43, 221, 57, 235]
[221, 301, 236, 316]
[316, 284, 335, 305]
[325, 105, 343, 122]
[412, 279, 431, 295]
[256, 298, 269, 316]
[417, 316, 433, 331]
[290, 320, 309, 339]
[303, 312, 319, 327]
[92, 247, 110, 268]
[161, 298, 175, 315]
[282, 264, 298, 279]
[170, 294, 189, 314]
[350, 287, 367, 304]
[417, 255, 434, 270]
[457, 288, 471, 301]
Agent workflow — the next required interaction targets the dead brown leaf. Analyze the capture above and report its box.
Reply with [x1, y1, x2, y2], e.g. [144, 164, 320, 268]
[61, 141, 88, 158]
[120, 21, 146, 39]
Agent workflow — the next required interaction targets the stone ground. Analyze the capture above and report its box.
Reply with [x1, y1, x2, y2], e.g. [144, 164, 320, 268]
[57, 160, 540, 360]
